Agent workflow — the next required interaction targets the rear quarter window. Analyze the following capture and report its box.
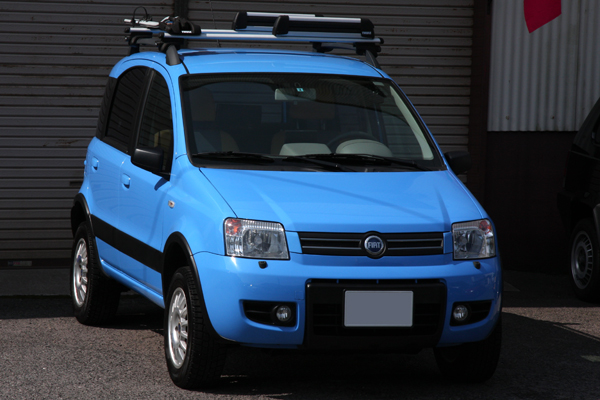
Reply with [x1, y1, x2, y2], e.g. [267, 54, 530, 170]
[104, 67, 147, 153]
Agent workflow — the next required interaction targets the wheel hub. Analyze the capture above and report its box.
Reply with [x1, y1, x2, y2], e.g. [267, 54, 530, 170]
[571, 232, 593, 289]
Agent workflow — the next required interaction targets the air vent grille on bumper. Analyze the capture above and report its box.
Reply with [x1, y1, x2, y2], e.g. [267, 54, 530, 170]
[304, 279, 446, 350]
[297, 232, 444, 257]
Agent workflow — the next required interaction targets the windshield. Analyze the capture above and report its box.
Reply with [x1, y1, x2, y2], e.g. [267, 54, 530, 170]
[180, 73, 444, 171]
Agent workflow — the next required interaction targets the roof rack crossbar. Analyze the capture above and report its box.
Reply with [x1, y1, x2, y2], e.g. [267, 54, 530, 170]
[124, 10, 383, 62]
[128, 27, 381, 45]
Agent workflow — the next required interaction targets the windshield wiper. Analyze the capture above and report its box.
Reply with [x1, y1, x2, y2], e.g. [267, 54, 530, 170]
[283, 155, 356, 172]
[303, 153, 432, 171]
[191, 151, 275, 164]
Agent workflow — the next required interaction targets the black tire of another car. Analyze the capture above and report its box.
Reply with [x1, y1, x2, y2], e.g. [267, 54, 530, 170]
[71, 222, 121, 325]
[570, 219, 600, 302]
[164, 267, 227, 389]
[433, 316, 502, 383]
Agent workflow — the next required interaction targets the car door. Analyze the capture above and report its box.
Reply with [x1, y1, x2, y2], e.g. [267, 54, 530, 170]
[90, 66, 146, 268]
[118, 67, 174, 293]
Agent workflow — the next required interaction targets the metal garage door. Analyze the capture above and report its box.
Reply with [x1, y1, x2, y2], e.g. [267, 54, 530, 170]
[0, 0, 171, 267]
[0, 0, 473, 267]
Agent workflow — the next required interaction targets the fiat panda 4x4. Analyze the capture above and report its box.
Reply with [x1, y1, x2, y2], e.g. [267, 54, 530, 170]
[70, 11, 502, 388]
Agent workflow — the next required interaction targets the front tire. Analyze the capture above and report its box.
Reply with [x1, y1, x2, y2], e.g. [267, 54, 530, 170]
[434, 317, 502, 383]
[164, 267, 226, 389]
[71, 222, 121, 325]
[570, 219, 600, 302]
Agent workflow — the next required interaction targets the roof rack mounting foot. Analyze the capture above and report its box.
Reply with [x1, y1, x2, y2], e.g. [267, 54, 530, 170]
[165, 44, 182, 66]
[364, 50, 380, 69]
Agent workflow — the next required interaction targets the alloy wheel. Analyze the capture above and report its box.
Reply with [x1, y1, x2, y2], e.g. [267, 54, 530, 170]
[168, 287, 189, 368]
[572, 231, 594, 289]
[73, 238, 89, 306]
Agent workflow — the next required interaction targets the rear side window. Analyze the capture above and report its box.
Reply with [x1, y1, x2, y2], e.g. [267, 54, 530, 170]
[96, 77, 117, 139]
[105, 67, 147, 152]
[137, 72, 174, 172]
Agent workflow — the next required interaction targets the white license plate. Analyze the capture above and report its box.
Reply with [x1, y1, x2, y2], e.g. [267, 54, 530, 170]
[344, 291, 413, 327]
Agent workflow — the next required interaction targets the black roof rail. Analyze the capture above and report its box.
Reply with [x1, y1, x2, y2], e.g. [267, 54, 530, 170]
[124, 10, 384, 67]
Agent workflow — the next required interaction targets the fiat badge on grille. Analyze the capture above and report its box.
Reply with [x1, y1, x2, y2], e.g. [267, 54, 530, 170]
[364, 235, 386, 258]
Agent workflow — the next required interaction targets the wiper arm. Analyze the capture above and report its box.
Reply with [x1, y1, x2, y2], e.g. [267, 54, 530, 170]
[305, 153, 431, 171]
[283, 155, 356, 172]
[191, 151, 275, 164]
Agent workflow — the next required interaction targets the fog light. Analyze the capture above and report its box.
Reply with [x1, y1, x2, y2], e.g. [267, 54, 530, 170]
[452, 305, 469, 322]
[274, 305, 292, 323]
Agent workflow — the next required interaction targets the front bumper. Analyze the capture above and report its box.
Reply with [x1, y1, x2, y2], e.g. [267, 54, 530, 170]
[194, 251, 502, 349]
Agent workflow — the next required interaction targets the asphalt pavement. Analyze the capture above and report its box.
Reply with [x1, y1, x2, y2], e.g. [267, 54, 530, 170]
[1, 267, 599, 399]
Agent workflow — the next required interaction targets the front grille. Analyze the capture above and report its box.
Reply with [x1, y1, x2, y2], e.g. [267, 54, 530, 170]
[297, 232, 444, 257]
[304, 279, 447, 350]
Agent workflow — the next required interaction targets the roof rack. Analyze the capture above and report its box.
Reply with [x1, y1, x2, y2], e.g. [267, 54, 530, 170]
[124, 10, 383, 67]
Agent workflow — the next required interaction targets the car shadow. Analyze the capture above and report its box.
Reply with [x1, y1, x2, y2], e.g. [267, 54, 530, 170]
[200, 310, 600, 399]
[0, 294, 163, 330]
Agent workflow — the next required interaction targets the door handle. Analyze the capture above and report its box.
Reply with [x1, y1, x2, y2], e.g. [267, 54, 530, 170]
[92, 157, 99, 171]
[121, 174, 131, 189]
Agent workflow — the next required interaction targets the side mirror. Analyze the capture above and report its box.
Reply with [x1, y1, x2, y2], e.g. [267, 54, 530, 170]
[131, 147, 164, 174]
[444, 151, 471, 175]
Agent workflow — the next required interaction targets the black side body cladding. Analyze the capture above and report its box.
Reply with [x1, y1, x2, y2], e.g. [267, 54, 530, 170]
[91, 215, 164, 274]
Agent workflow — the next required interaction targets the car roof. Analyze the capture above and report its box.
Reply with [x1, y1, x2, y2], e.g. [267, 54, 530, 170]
[122, 48, 384, 78]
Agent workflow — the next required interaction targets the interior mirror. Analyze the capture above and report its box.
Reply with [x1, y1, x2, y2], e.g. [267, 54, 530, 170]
[274, 87, 316, 101]
[444, 150, 471, 175]
[132, 146, 164, 173]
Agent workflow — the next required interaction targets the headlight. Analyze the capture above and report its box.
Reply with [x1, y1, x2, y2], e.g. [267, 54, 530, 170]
[452, 219, 496, 259]
[224, 218, 289, 259]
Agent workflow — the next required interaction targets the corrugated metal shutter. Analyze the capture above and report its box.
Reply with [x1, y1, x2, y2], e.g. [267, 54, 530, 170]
[187, 1, 474, 152]
[488, 0, 600, 132]
[0, 0, 171, 266]
[0, 0, 474, 266]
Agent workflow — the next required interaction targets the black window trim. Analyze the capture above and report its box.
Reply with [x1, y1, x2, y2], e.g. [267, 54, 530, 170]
[130, 69, 175, 179]
[101, 66, 151, 155]
[129, 69, 153, 155]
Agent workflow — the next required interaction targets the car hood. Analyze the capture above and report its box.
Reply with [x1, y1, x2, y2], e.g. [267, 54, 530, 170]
[201, 169, 483, 233]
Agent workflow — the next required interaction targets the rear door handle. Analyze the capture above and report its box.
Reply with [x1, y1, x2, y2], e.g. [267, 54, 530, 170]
[92, 157, 99, 170]
[121, 174, 131, 189]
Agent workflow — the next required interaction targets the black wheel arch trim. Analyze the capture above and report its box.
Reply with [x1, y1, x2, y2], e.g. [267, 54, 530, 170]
[163, 232, 236, 346]
[71, 194, 112, 280]
[71, 193, 92, 236]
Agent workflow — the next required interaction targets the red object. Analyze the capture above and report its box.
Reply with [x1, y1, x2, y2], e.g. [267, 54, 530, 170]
[479, 220, 490, 232]
[226, 218, 242, 235]
[524, 0, 562, 33]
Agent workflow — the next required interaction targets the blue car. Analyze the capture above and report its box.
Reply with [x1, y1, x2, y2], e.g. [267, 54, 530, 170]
[70, 12, 502, 388]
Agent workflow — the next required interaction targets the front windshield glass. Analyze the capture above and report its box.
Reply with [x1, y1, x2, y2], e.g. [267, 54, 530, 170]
[180, 73, 444, 171]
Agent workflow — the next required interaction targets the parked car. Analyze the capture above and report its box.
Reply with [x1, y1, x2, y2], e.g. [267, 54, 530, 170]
[558, 96, 600, 303]
[70, 12, 502, 388]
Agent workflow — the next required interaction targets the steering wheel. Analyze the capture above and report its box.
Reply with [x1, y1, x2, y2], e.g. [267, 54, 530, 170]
[326, 131, 376, 151]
